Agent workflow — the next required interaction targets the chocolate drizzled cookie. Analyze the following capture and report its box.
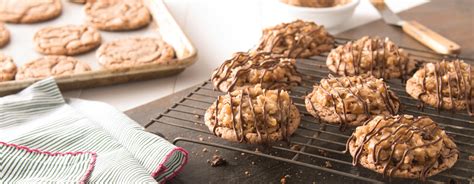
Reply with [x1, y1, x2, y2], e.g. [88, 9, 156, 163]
[254, 20, 334, 58]
[406, 60, 473, 115]
[211, 51, 302, 92]
[326, 36, 415, 81]
[346, 115, 458, 180]
[204, 85, 300, 144]
[305, 75, 400, 130]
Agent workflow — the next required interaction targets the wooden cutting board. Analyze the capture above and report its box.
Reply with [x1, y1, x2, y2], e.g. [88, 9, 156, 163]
[125, 0, 473, 183]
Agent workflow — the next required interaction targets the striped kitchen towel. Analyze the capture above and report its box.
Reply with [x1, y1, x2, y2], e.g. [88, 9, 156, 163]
[0, 78, 188, 183]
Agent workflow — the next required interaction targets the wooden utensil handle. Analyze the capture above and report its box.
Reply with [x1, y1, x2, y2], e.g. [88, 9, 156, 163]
[402, 20, 461, 54]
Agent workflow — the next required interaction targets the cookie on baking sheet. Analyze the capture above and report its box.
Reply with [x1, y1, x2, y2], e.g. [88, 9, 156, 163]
[406, 60, 473, 115]
[34, 25, 102, 56]
[211, 51, 302, 93]
[0, 22, 10, 47]
[327, 36, 416, 80]
[0, 0, 62, 23]
[254, 20, 334, 58]
[305, 75, 400, 129]
[346, 115, 458, 180]
[85, 0, 151, 31]
[96, 37, 175, 69]
[204, 85, 300, 144]
[16, 56, 91, 80]
[0, 53, 16, 81]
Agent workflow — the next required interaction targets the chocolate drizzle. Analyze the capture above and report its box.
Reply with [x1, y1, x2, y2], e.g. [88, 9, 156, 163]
[346, 115, 459, 180]
[211, 87, 292, 143]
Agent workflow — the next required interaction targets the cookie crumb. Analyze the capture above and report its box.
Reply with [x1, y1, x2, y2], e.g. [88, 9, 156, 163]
[251, 161, 255, 165]
[234, 157, 238, 160]
[244, 171, 251, 176]
[290, 144, 301, 151]
[469, 155, 474, 161]
[255, 148, 261, 153]
[241, 152, 245, 156]
[208, 136, 211, 139]
[318, 149, 328, 156]
[324, 161, 332, 168]
[202, 148, 208, 152]
[194, 114, 200, 119]
[210, 155, 227, 167]
[199, 137, 204, 141]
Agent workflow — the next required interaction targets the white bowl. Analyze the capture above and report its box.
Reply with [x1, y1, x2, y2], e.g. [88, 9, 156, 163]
[272, 0, 360, 29]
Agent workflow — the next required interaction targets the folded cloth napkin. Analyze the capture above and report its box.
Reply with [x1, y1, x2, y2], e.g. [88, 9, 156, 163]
[0, 78, 188, 183]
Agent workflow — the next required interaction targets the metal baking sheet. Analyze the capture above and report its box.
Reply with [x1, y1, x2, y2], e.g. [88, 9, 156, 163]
[0, 0, 197, 96]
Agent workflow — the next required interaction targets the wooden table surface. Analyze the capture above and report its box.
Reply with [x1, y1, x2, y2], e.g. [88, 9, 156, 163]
[126, 0, 474, 183]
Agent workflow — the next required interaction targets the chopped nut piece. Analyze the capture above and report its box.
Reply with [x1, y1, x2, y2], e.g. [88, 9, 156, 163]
[202, 148, 208, 152]
[290, 144, 301, 151]
[324, 161, 332, 168]
[244, 171, 251, 176]
[210, 155, 227, 167]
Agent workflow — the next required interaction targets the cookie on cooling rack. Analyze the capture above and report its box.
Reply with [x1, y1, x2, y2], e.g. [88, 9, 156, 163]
[305, 75, 400, 129]
[16, 56, 91, 80]
[406, 60, 473, 115]
[326, 36, 416, 80]
[211, 51, 302, 92]
[254, 20, 334, 58]
[96, 37, 175, 69]
[0, 0, 62, 23]
[85, 0, 151, 31]
[347, 115, 458, 180]
[0, 53, 16, 81]
[204, 85, 300, 144]
[0, 23, 10, 48]
[34, 25, 102, 56]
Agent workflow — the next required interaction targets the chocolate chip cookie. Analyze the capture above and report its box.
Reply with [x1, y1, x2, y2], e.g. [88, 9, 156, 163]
[0, 53, 16, 81]
[346, 115, 458, 180]
[254, 20, 334, 58]
[0, 0, 62, 23]
[204, 85, 301, 144]
[406, 60, 473, 115]
[85, 0, 151, 31]
[0, 22, 10, 47]
[327, 36, 415, 80]
[305, 75, 400, 130]
[16, 56, 91, 80]
[211, 51, 302, 92]
[34, 25, 102, 56]
[96, 37, 175, 69]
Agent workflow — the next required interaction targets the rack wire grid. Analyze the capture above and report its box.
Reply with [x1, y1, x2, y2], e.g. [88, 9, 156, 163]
[147, 38, 474, 184]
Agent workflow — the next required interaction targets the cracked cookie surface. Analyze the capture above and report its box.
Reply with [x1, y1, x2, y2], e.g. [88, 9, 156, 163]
[254, 20, 334, 58]
[326, 36, 415, 80]
[406, 60, 473, 115]
[34, 25, 102, 56]
[204, 85, 300, 144]
[347, 115, 458, 180]
[96, 37, 175, 69]
[305, 75, 400, 129]
[0, 23, 10, 47]
[211, 51, 301, 92]
[0, 0, 62, 23]
[0, 53, 16, 81]
[16, 56, 91, 80]
[85, 0, 151, 31]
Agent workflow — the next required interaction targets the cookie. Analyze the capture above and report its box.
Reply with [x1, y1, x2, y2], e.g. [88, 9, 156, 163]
[327, 36, 416, 80]
[211, 51, 302, 92]
[0, 53, 16, 81]
[204, 85, 301, 144]
[96, 37, 175, 69]
[0, 0, 62, 23]
[305, 75, 400, 129]
[0, 22, 10, 47]
[34, 25, 102, 56]
[16, 56, 91, 80]
[406, 60, 473, 115]
[254, 20, 334, 58]
[85, 0, 151, 31]
[346, 115, 458, 180]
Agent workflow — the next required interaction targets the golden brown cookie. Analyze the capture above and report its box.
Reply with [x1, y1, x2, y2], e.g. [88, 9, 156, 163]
[16, 56, 91, 80]
[211, 51, 302, 92]
[84, 0, 151, 31]
[0, 53, 16, 81]
[326, 36, 415, 80]
[254, 20, 334, 58]
[204, 85, 300, 144]
[96, 37, 175, 69]
[0, 22, 10, 47]
[69, 0, 86, 4]
[305, 75, 400, 129]
[34, 25, 102, 56]
[347, 115, 458, 180]
[0, 0, 62, 23]
[406, 60, 473, 115]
